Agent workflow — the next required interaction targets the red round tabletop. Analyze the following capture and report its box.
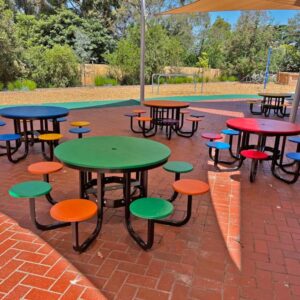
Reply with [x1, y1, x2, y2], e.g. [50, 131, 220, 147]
[226, 118, 300, 136]
[144, 100, 189, 109]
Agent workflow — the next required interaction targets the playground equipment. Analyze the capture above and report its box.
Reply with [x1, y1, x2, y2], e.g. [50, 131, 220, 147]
[151, 73, 201, 94]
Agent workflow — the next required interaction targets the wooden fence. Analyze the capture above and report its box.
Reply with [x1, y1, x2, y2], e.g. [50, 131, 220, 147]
[80, 64, 221, 86]
[277, 72, 299, 85]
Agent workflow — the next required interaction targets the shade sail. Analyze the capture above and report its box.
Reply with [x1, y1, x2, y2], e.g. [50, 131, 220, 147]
[160, 0, 300, 15]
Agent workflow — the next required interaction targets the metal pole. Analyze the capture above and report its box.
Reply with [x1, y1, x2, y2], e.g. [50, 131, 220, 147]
[140, 0, 146, 105]
[289, 71, 300, 123]
[263, 47, 272, 90]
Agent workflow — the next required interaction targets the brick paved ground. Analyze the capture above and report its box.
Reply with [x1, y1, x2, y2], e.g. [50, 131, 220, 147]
[0, 100, 300, 299]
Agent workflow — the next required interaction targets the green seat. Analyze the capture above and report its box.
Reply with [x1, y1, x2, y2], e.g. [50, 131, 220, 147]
[163, 161, 193, 174]
[129, 198, 174, 250]
[130, 197, 174, 220]
[9, 180, 69, 232]
[9, 181, 52, 198]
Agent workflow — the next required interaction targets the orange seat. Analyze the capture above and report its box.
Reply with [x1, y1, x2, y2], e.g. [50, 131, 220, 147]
[50, 199, 97, 222]
[39, 133, 63, 141]
[173, 179, 209, 196]
[28, 162, 63, 175]
[133, 109, 146, 114]
[136, 116, 152, 122]
[186, 117, 201, 122]
[70, 121, 90, 127]
[201, 132, 222, 140]
[181, 110, 189, 114]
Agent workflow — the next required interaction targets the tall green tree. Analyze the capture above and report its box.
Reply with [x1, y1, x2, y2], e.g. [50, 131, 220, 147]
[0, 0, 21, 84]
[201, 17, 231, 68]
[224, 11, 275, 79]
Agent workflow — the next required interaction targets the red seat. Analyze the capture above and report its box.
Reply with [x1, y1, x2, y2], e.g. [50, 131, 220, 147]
[241, 149, 268, 160]
[201, 132, 222, 140]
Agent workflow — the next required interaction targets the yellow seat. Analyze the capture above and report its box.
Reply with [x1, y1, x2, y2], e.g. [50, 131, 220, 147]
[38, 133, 63, 141]
[70, 121, 90, 127]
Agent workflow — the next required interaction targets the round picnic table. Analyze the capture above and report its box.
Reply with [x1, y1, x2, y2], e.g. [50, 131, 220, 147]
[142, 100, 192, 138]
[226, 117, 300, 181]
[0, 105, 69, 160]
[257, 92, 292, 117]
[54, 136, 171, 241]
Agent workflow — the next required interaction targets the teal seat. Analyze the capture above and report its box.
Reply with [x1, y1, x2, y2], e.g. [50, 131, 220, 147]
[163, 161, 193, 202]
[9, 181, 69, 231]
[130, 197, 174, 220]
[129, 197, 174, 250]
[163, 161, 193, 174]
[0, 120, 6, 126]
[206, 141, 230, 150]
[9, 181, 51, 198]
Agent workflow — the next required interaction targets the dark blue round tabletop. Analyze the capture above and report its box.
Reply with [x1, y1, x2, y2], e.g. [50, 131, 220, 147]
[0, 106, 69, 120]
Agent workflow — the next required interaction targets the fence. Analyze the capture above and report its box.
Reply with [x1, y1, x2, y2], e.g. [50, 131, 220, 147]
[277, 72, 299, 85]
[80, 64, 221, 86]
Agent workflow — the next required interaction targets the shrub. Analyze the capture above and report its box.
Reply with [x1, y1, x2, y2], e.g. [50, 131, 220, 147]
[166, 77, 193, 84]
[0, 82, 3, 91]
[7, 82, 14, 91]
[22, 79, 37, 90]
[94, 76, 117, 86]
[23, 45, 79, 88]
[227, 75, 238, 82]
[14, 80, 23, 90]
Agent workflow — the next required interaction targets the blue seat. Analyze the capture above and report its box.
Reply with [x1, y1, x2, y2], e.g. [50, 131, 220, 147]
[206, 141, 230, 150]
[288, 136, 300, 144]
[286, 152, 300, 161]
[50, 117, 67, 122]
[0, 134, 21, 141]
[69, 127, 91, 139]
[221, 129, 240, 136]
[0, 120, 6, 126]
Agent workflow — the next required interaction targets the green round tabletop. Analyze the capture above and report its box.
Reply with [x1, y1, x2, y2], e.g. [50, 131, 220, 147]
[54, 136, 171, 172]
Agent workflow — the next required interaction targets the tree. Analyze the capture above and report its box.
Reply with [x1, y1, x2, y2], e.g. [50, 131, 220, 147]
[224, 11, 275, 79]
[15, 8, 115, 63]
[106, 23, 184, 84]
[202, 17, 231, 68]
[0, 0, 21, 84]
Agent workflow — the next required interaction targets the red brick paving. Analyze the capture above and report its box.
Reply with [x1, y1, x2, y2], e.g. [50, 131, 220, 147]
[0, 100, 300, 299]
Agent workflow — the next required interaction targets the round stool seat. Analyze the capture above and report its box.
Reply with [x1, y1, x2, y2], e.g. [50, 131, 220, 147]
[0, 121, 6, 126]
[69, 127, 91, 134]
[136, 116, 152, 122]
[50, 199, 97, 222]
[28, 162, 63, 175]
[39, 133, 63, 141]
[181, 110, 189, 114]
[9, 181, 52, 198]
[130, 198, 174, 220]
[241, 150, 268, 160]
[163, 161, 193, 174]
[50, 117, 67, 122]
[221, 129, 240, 136]
[190, 114, 205, 118]
[173, 179, 209, 196]
[288, 136, 300, 144]
[0, 134, 21, 141]
[133, 109, 146, 114]
[286, 152, 300, 162]
[206, 141, 230, 150]
[70, 121, 90, 127]
[186, 117, 201, 122]
[201, 133, 222, 140]
[124, 113, 138, 117]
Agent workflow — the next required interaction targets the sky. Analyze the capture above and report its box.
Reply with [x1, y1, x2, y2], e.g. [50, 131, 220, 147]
[210, 10, 299, 25]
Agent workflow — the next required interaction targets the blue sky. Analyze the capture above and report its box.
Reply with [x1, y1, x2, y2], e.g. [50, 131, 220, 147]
[210, 10, 299, 25]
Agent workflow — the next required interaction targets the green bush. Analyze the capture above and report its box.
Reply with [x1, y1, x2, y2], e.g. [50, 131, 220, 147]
[166, 77, 193, 84]
[14, 80, 23, 90]
[94, 76, 117, 86]
[0, 82, 3, 91]
[22, 79, 37, 90]
[23, 45, 79, 88]
[218, 75, 238, 82]
[7, 82, 14, 91]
